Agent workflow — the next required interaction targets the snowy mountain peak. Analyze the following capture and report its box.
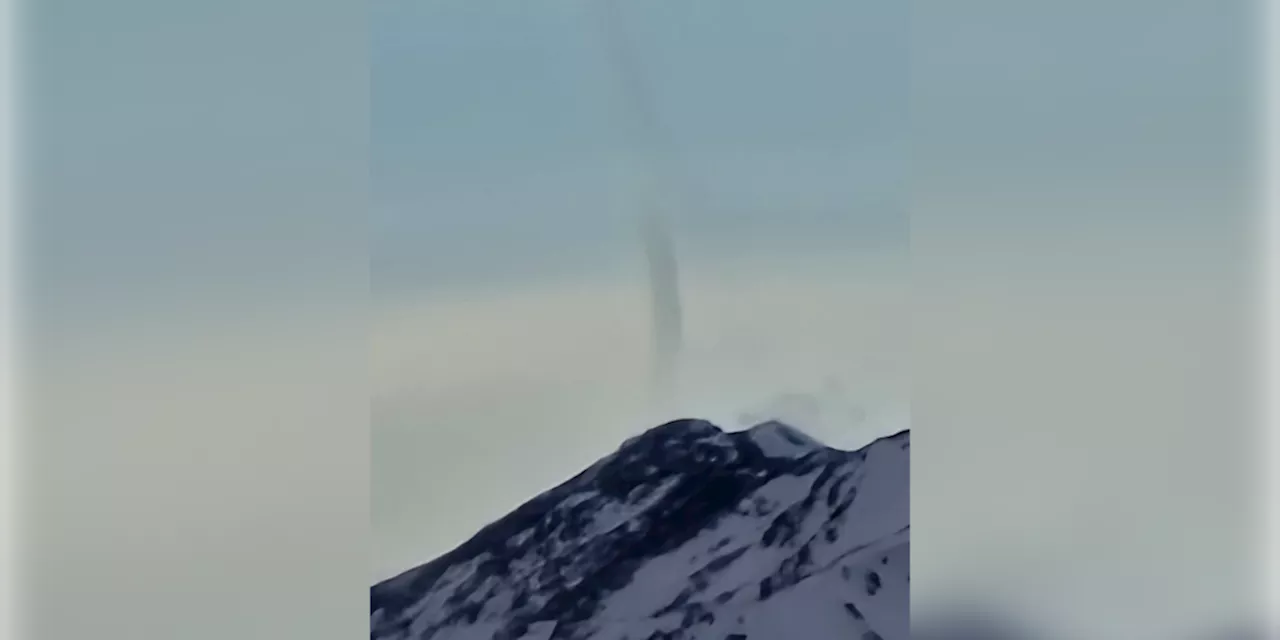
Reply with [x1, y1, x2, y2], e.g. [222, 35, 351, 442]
[609, 418, 736, 465]
[373, 421, 909, 640]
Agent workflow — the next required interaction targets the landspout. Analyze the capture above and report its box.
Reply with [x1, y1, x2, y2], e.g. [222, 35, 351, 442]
[642, 212, 682, 402]
[591, 0, 684, 405]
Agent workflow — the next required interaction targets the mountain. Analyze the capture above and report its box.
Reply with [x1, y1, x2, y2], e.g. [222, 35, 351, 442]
[372, 419, 909, 640]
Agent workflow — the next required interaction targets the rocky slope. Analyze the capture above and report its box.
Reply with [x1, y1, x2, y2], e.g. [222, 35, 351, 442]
[372, 419, 909, 640]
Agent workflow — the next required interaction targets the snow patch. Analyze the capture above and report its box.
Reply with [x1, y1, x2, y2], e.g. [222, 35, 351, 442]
[372, 423, 909, 640]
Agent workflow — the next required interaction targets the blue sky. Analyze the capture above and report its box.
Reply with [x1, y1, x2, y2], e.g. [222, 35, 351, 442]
[372, 0, 908, 577]
[373, 0, 905, 296]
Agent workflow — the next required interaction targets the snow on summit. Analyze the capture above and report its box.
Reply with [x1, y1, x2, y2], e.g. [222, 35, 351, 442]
[372, 419, 909, 640]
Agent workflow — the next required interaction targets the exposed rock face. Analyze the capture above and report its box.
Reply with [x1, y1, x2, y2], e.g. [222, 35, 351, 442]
[372, 420, 909, 640]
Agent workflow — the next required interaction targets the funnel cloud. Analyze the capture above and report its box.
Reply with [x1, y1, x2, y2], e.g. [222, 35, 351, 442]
[641, 211, 682, 399]
[592, 0, 688, 402]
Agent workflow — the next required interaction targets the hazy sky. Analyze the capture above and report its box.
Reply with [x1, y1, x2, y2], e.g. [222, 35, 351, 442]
[18, 0, 1260, 636]
[910, 2, 1260, 635]
[372, 0, 907, 578]
[23, 0, 369, 637]
[372, 6, 1261, 635]
[372, 0, 906, 290]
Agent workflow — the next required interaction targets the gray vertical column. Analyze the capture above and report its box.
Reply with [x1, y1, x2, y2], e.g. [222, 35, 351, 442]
[591, 0, 685, 403]
[641, 210, 683, 399]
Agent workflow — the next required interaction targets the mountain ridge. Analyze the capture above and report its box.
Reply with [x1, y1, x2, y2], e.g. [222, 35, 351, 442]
[373, 419, 909, 640]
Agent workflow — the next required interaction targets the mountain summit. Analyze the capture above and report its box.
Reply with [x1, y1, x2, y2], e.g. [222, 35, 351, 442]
[372, 420, 909, 640]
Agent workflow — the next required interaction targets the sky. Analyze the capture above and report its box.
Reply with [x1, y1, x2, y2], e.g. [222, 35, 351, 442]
[374, 3, 1264, 634]
[372, 0, 905, 295]
[17, 0, 1263, 635]
[910, 2, 1261, 634]
[372, 0, 907, 579]
[21, 1, 368, 638]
